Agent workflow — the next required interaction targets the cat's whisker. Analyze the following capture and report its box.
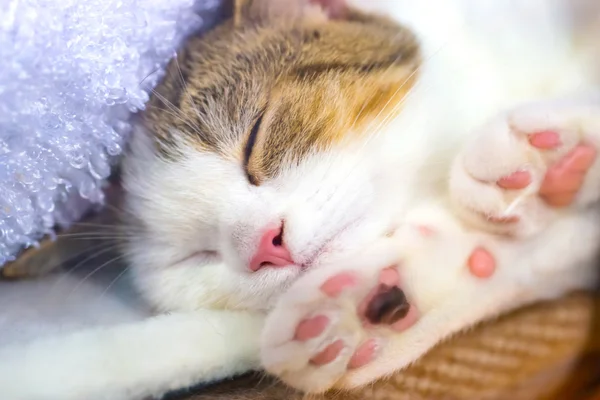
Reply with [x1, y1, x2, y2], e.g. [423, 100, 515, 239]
[59, 223, 131, 233]
[299, 82, 422, 222]
[138, 64, 163, 89]
[64, 244, 120, 271]
[173, 52, 206, 132]
[68, 221, 127, 230]
[145, 105, 194, 134]
[360, 60, 423, 135]
[97, 263, 131, 301]
[66, 253, 129, 300]
[56, 231, 131, 238]
[307, 81, 373, 200]
[56, 236, 130, 242]
[44, 243, 121, 302]
[330, 85, 418, 196]
[101, 201, 134, 217]
[319, 49, 441, 198]
[367, 40, 448, 137]
[150, 90, 203, 136]
[346, 43, 416, 136]
[21, 240, 110, 283]
[146, 100, 202, 137]
[101, 202, 145, 231]
[295, 48, 423, 201]
[354, 62, 430, 152]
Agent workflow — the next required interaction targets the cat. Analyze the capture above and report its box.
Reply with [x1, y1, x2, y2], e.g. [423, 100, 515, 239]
[1, 0, 600, 398]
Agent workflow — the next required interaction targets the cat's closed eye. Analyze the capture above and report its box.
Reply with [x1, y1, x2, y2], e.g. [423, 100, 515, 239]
[244, 111, 265, 186]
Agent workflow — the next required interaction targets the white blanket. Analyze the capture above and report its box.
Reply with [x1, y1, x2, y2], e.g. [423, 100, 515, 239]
[0, 0, 222, 266]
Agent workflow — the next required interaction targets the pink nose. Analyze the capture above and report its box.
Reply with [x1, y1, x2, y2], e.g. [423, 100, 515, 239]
[249, 224, 294, 272]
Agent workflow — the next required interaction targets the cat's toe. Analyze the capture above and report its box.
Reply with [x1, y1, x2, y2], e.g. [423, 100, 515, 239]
[489, 138, 596, 209]
[347, 339, 378, 369]
[528, 130, 563, 150]
[538, 142, 597, 207]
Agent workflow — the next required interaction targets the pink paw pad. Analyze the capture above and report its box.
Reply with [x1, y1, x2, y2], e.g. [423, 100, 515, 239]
[528, 131, 562, 149]
[320, 272, 358, 298]
[295, 315, 330, 341]
[348, 339, 378, 369]
[540, 143, 597, 207]
[467, 247, 496, 278]
[497, 170, 531, 190]
[415, 224, 436, 237]
[310, 340, 344, 366]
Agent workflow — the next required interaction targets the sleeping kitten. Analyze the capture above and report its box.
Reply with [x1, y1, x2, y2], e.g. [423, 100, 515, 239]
[2, 0, 600, 398]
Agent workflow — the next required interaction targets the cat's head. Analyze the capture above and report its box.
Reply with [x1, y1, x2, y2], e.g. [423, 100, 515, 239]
[122, 0, 421, 312]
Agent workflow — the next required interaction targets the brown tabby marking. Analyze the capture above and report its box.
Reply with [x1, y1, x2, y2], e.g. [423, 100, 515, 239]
[144, 0, 420, 182]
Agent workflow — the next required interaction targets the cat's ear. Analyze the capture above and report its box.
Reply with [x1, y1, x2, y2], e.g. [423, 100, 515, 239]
[232, 0, 347, 26]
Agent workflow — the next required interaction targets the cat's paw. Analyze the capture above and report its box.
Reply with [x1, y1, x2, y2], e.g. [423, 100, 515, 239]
[450, 98, 600, 237]
[259, 239, 414, 392]
[260, 221, 497, 393]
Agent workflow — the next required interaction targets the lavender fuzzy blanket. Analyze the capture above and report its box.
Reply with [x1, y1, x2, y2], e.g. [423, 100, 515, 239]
[0, 0, 223, 266]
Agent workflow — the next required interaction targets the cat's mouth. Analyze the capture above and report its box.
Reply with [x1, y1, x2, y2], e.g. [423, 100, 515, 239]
[299, 218, 364, 270]
[300, 244, 328, 270]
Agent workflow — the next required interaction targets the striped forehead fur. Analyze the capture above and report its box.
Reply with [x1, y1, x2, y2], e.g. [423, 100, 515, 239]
[143, 3, 421, 181]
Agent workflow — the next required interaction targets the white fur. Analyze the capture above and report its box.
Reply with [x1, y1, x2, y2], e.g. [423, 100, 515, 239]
[259, 0, 600, 391]
[262, 206, 600, 391]
[2, 0, 600, 398]
[0, 310, 263, 400]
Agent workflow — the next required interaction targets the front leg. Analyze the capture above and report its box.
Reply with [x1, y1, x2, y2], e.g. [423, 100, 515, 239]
[261, 95, 600, 393]
[0, 310, 264, 400]
[259, 211, 503, 393]
[261, 201, 600, 393]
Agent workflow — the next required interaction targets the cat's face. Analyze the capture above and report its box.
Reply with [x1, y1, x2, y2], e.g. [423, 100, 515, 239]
[122, 0, 420, 312]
